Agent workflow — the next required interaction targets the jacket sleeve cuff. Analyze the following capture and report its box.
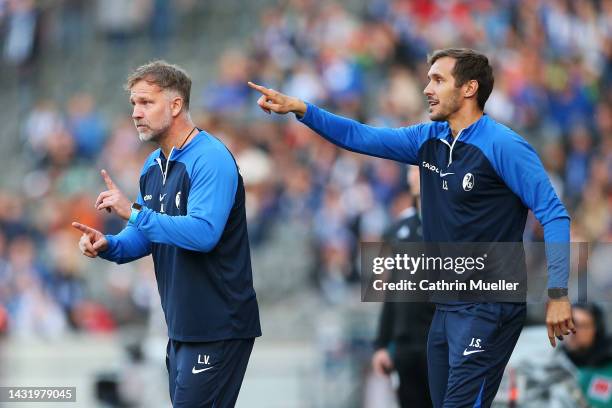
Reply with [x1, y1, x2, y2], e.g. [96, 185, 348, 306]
[296, 102, 314, 124]
[131, 206, 150, 228]
[98, 234, 118, 261]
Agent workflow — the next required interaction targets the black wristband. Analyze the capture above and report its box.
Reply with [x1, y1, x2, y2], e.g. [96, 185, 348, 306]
[548, 287, 568, 299]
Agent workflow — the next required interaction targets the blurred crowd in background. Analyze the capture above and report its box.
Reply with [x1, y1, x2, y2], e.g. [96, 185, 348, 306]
[0, 0, 610, 343]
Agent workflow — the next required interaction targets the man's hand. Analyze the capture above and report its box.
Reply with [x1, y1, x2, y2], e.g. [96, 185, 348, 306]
[247, 82, 307, 117]
[72, 222, 108, 257]
[371, 348, 394, 376]
[95, 169, 131, 220]
[546, 297, 576, 347]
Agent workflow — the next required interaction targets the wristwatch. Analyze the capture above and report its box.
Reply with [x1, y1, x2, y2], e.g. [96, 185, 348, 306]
[128, 202, 143, 225]
[548, 287, 568, 299]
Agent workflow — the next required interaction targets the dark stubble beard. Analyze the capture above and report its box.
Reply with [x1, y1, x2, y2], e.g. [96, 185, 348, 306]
[430, 89, 462, 122]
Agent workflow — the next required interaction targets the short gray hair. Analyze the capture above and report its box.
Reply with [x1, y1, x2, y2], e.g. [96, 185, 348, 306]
[125, 60, 192, 110]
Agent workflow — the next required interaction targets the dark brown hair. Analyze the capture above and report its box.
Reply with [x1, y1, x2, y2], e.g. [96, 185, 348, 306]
[428, 48, 494, 110]
[125, 60, 192, 110]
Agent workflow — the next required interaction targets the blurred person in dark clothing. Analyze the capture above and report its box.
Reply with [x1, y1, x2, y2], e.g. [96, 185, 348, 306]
[372, 167, 434, 408]
[563, 303, 612, 407]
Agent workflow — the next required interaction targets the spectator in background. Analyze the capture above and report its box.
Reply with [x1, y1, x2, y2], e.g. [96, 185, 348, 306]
[7, 235, 67, 339]
[0, 304, 8, 336]
[59, 0, 87, 55]
[47, 230, 86, 329]
[95, 0, 149, 47]
[147, 0, 174, 57]
[200, 49, 251, 115]
[564, 124, 593, 205]
[66, 93, 107, 161]
[313, 185, 355, 302]
[0, 231, 10, 311]
[563, 303, 612, 408]
[3, 0, 41, 112]
[22, 99, 64, 166]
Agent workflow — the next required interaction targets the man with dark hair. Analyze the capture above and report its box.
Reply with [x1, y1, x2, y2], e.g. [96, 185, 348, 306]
[426, 48, 494, 111]
[73, 60, 261, 407]
[249, 48, 573, 407]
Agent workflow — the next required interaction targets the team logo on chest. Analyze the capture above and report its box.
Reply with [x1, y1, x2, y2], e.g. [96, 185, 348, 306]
[175, 191, 181, 209]
[462, 173, 474, 191]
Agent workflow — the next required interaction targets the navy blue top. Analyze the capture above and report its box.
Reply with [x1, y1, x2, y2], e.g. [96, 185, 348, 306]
[100, 130, 261, 342]
[298, 103, 570, 290]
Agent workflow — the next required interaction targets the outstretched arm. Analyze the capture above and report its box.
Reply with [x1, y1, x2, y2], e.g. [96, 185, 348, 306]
[248, 81, 308, 117]
[248, 82, 432, 165]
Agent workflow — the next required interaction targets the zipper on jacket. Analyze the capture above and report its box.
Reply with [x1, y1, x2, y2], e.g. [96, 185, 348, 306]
[155, 147, 175, 185]
[440, 129, 464, 167]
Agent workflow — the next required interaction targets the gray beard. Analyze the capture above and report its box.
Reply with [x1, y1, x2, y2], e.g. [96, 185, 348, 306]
[137, 115, 172, 143]
[138, 131, 159, 142]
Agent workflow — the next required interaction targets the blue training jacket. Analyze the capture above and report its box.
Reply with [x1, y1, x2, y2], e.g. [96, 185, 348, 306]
[298, 103, 570, 291]
[100, 130, 262, 342]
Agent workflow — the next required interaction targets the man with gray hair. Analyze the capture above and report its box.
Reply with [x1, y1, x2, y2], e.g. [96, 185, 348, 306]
[72, 60, 261, 407]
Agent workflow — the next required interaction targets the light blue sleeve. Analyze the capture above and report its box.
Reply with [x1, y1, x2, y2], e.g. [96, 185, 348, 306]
[488, 131, 571, 289]
[132, 149, 238, 252]
[99, 193, 152, 264]
[298, 103, 432, 165]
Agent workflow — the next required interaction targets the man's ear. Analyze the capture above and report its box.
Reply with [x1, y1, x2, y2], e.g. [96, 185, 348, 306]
[171, 96, 183, 117]
[464, 79, 479, 99]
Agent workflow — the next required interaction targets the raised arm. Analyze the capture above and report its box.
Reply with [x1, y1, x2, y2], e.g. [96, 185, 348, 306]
[248, 81, 433, 165]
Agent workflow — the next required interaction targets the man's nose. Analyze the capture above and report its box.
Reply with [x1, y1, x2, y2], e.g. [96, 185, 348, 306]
[132, 107, 143, 119]
[423, 83, 433, 96]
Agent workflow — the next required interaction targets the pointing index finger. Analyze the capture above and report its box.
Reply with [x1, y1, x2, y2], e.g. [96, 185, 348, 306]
[247, 81, 272, 96]
[101, 169, 117, 190]
[72, 222, 94, 235]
